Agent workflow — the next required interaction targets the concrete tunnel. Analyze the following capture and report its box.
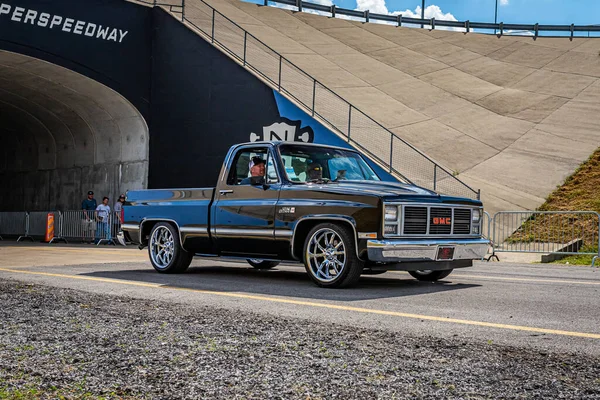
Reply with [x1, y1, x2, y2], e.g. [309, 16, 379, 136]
[0, 50, 149, 211]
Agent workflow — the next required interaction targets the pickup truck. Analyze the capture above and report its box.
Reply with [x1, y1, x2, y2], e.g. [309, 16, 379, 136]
[122, 142, 490, 288]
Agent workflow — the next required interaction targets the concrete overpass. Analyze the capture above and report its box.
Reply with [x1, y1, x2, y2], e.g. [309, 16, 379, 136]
[192, 0, 600, 213]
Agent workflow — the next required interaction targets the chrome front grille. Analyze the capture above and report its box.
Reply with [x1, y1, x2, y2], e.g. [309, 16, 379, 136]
[397, 205, 475, 236]
[453, 209, 472, 235]
[403, 206, 427, 235]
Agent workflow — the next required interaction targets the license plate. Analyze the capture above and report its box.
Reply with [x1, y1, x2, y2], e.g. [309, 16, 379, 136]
[436, 246, 455, 260]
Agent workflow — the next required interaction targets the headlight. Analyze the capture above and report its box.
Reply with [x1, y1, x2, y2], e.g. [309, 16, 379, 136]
[384, 205, 398, 221]
[472, 209, 480, 223]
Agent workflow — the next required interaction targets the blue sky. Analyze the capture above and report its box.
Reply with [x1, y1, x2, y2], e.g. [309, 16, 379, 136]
[254, 0, 600, 25]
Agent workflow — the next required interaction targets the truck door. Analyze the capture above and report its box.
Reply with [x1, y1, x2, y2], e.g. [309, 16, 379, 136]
[212, 146, 280, 257]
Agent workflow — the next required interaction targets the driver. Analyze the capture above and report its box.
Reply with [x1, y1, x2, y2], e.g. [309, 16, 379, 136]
[240, 156, 265, 185]
[307, 162, 323, 181]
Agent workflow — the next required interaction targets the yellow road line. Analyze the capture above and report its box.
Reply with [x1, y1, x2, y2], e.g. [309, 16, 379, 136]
[389, 271, 600, 286]
[0, 267, 599, 340]
[453, 273, 600, 286]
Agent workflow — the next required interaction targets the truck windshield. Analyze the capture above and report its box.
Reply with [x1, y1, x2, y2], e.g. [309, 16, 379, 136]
[279, 144, 381, 183]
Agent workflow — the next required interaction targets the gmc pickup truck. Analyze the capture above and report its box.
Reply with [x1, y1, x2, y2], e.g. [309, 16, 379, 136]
[122, 142, 490, 288]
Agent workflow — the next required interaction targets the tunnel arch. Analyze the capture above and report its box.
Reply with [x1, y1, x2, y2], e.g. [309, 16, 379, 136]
[0, 50, 149, 211]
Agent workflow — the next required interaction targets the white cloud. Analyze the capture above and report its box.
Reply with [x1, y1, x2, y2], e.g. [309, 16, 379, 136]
[500, 0, 509, 5]
[355, 0, 389, 14]
[268, 0, 460, 30]
[354, 1, 460, 30]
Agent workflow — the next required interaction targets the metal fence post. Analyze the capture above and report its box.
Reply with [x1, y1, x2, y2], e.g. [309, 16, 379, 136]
[278, 55, 282, 91]
[347, 106, 352, 142]
[594, 215, 600, 267]
[397, 14, 402, 27]
[181, 0, 185, 22]
[211, 9, 215, 43]
[297, 0, 302, 12]
[243, 31, 247, 66]
[311, 80, 316, 116]
[433, 164, 437, 191]
[364, 10, 369, 23]
[331, 5, 335, 18]
[388, 134, 393, 173]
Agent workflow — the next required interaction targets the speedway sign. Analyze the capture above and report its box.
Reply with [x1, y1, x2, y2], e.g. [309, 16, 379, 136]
[0, 3, 129, 43]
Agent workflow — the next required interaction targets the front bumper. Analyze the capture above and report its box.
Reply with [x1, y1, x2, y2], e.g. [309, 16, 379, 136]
[367, 238, 490, 263]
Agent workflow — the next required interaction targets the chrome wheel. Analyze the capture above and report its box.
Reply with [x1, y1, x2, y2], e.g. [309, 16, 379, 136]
[150, 226, 174, 269]
[249, 259, 263, 264]
[306, 228, 346, 283]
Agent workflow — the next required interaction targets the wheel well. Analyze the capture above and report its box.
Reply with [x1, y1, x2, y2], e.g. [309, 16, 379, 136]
[292, 219, 357, 260]
[140, 220, 178, 246]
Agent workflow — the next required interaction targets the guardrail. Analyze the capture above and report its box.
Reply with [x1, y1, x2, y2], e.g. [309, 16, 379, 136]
[265, 0, 600, 40]
[487, 211, 600, 266]
[0, 211, 121, 246]
[0, 212, 30, 242]
[147, 0, 480, 200]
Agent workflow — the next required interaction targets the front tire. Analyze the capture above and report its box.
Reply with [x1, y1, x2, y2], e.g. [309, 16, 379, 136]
[148, 222, 193, 274]
[303, 223, 363, 288]
[247, 259, 280, 270]
[409, 269, 453, 282]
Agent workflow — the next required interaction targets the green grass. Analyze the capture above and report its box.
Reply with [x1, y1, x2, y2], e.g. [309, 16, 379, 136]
[550, 246, 599, 266]
[506, 148, 600, 262]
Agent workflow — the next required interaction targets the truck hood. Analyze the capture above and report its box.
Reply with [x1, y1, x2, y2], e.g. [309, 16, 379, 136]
[296, 180, 482, 205]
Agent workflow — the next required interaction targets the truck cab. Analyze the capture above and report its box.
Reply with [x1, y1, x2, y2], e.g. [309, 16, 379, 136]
[122, 142, 490, 288]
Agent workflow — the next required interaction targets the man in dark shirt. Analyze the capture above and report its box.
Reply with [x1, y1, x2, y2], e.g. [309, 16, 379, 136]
[82, 191, 97, 211]
[82, 191, 97, 243]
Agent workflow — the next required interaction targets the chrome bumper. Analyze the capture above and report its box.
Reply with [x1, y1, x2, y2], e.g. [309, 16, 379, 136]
[367, 238, 490, 263]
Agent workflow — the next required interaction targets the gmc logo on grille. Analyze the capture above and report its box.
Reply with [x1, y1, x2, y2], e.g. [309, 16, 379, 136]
[432, 217, 451, 225]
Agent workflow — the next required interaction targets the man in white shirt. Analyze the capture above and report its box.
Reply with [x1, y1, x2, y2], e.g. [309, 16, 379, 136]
[95, 197, 112, 244]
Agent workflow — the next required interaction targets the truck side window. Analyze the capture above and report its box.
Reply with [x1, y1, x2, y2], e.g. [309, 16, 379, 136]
[227, 148, 269, 186]
[266, 153, 279, 184]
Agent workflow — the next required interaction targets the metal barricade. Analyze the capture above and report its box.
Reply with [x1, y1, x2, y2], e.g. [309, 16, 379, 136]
[489, 211, 600, 266]
[59, 210, 117, 245]
[0, 211, 30, 241]
[27, 211, 60, 241]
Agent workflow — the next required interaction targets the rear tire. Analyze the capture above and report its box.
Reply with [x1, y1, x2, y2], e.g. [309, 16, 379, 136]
[303, 223, 363, 288]
[247, 259, 280, 270]
[148, 222, 193, 274]
[409, 269, 453, 282]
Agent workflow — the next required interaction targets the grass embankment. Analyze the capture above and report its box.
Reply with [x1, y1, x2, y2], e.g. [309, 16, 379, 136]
[507, 148, 600, 265]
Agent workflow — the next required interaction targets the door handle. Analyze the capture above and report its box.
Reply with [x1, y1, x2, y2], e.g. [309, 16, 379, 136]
[219, 189, 234, 195]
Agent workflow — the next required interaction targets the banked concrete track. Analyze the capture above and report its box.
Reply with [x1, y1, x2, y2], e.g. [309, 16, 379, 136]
[186, 0, 600, 213]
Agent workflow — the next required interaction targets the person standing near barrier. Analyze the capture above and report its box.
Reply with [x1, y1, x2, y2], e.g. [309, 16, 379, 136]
[113, 194, 125, 242]
[95, 197, 112, 245]
[82, 190, 97, 244]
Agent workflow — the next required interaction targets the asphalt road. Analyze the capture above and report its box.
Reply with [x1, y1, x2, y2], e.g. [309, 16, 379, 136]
[1, 242, 599, 357]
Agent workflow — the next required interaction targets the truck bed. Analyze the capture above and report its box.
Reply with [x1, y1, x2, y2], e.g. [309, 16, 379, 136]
[125, 188, 215, 236]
